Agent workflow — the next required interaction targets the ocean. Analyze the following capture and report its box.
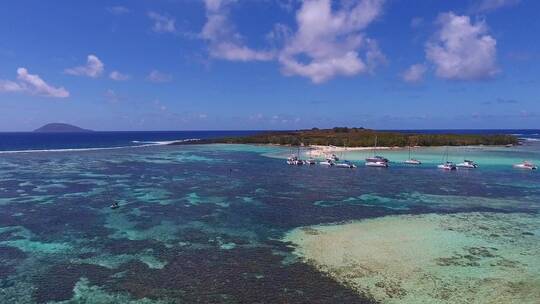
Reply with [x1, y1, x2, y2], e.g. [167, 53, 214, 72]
[0, 129, 538, 152]
[0, 129, 539, 303]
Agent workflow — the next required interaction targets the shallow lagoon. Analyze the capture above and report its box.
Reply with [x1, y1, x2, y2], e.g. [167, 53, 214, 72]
[0, 143, 538, 303]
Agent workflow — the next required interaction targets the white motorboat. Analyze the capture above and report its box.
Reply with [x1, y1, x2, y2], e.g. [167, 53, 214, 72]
[438, 161, 457, 170]
[457, 160, 478, 169]
[513, 161, 537, 170]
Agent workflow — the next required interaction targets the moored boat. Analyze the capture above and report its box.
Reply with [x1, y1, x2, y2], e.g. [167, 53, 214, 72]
[457, 160, 478, 169]
[404, 159, 422, 165]
[404, 143, 421, 165]
[319, 159, 334, 166]
[365, 136, 390, 167]
[438, 161, 457, 170]
[335, 161, 357, 168]
[513, 161, 537, 170]
[365, 161, 388, 168]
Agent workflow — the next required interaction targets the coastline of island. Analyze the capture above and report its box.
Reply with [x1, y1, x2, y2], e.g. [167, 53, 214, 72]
[169, 127, 519, 150]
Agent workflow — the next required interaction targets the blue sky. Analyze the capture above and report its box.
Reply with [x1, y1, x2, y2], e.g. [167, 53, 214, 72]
[0, 0, 539, 131]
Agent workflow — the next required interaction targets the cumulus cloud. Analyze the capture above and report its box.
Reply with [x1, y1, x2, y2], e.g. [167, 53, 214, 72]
[109, 70, 130, 81]
[278, 0, 385, 83]
[65, 54, 104, 78]
[471, 0, 520, 13]
[0, 68, 69, 98]
[201, 0, 274, 61]
[426, 12, 498, 80]
[402, 63, 427, 83]
[146, 70, 172, 83]
[148, 12, 176, 33]
[0, 80, 23, 93]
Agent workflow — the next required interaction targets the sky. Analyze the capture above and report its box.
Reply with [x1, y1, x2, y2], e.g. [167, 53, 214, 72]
[0, 0, 539, 131]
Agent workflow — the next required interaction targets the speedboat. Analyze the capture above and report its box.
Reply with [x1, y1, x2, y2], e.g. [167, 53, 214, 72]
[438, 161, 457, 170]
[513, 161, 537, 170]
[335, 161, 357, 168]
[404, 159, 422, 165]
[457, 160, 478, 169]
[110, 202, 120, 209]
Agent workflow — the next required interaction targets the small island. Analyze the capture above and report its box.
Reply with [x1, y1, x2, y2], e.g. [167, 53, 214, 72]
[33, 123, 93, 133]
[202, 127, 518, 147]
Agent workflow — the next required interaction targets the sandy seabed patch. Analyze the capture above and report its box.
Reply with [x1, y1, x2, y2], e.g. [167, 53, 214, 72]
[284, 212, 540, 304]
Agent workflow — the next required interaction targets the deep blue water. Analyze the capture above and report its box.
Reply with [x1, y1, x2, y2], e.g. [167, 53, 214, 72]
[0, 131, 260, 152]
[0, 129, 538, 152]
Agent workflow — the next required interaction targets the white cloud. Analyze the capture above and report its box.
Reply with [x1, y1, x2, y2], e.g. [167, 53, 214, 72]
[472, 0, 520, 13]
[109, 70, 130, 81]
[0, 80, 23, 93]
[107, 6, 130, 15]
[148, 12, 176, 33]
[426, 12, 498, 80]
[65, 54, 104, 78]
[201, 0, 274, 61]
[278, 0, 385, 83]
[146, 70, 172, 83]
[402, 63, 427, 83]
[0, 68, 69, 98]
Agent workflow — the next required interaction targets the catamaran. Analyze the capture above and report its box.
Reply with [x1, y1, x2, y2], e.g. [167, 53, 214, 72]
[365, 136, 389, 167]
[513, 161, 537, 170]
[404, 143, 421, 165]
[438, 146, 456, 170]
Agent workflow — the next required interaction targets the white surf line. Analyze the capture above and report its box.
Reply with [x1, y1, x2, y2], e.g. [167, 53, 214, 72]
[0, 138, 200, 154]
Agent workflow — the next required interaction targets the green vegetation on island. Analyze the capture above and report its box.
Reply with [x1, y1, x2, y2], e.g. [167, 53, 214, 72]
[209, 127, 518, 147]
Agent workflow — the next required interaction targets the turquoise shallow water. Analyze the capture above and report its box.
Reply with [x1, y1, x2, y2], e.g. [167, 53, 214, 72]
[0, 143, 539, 303]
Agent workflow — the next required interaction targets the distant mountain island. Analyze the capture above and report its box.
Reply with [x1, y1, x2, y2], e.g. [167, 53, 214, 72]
[33, 123, 93, 133]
